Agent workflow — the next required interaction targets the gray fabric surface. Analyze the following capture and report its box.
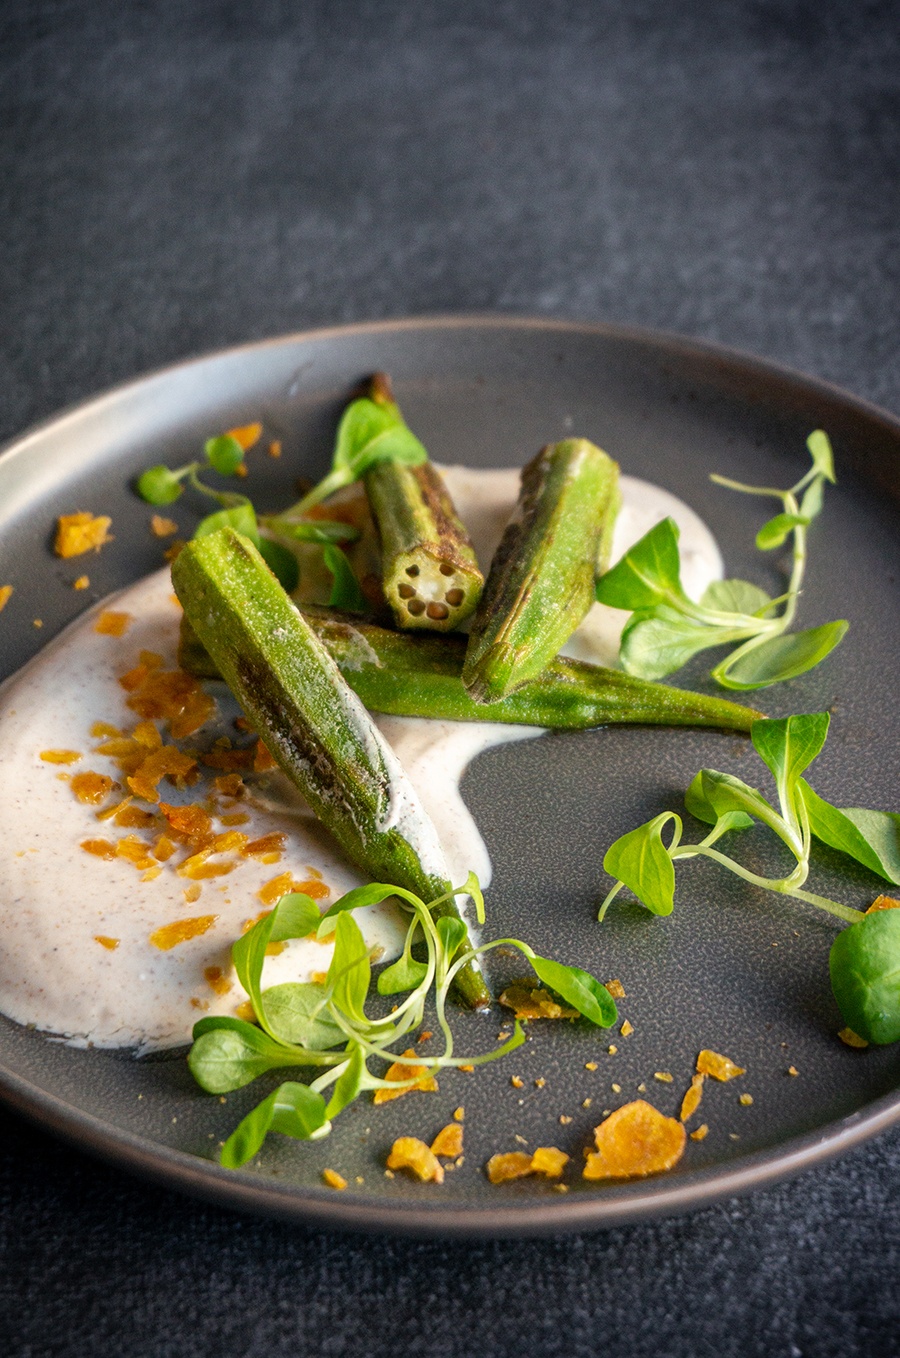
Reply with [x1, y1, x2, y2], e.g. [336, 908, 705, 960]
[1, 2, 899, 1354]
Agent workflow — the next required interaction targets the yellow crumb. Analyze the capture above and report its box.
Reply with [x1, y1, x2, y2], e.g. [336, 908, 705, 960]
[0, 585, 12, 612]
[510, 1076, 524, 1089]
[696, 1049, 745, 1081]
[679, 1074, 704, 1123]
[268, 439, 282, 458]
[585, 1061, 598, 1072]
[690, 1124, 709, 1141]
[387, 1137, 444, 1183]
[620, 1020, 634, 1037]
[653, 1071, 673, 1083]
[73, 575, 90, 590]
[226, 422, 263, 451]
[838, 1028, 868, 1049]
[605, 979, 626, 999]
[94, 935, 119, 951]
[150, 514, 178, 537]
[453, 1106, 465, 1122]
[787, 1066, 799, 1076]
[322, 1168, 347, 1190]
[54, 512, 113, 558]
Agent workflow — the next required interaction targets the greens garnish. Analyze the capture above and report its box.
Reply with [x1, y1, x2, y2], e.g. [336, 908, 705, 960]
[600, 713, 900, 1043]
[595, 431, 847, 689]
[189, 872, 617, 1169]
[134, 409, 394, 603]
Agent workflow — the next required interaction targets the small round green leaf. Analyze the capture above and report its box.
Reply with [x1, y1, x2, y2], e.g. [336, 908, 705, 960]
[205, 434, 245, 476]
[830, 909, 900, 1045]
[137, 465, 184, 505]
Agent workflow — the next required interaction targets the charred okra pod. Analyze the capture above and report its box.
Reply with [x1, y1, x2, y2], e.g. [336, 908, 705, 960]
[180, 610, 761, 733]
[172, 527, 491, 1010]
[462, 439, 621, 703]
[363, 374, 483, 631]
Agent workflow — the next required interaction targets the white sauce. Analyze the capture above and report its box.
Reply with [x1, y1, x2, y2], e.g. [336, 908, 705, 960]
[0, 468, 720, 1051]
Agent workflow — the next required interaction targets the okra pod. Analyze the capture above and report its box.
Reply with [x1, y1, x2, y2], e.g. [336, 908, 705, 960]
[180, 610, 761, 733]
[172, 527, 491, 1010]
[363, 374, 484, 631]
[462, 439, 621, 703]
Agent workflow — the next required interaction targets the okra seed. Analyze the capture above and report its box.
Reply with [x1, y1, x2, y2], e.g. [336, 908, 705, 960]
[397, 583, 415, 599]
[445, 588, 464, 606]
[405, 565, 420, 577]
[426, 603, 449, 621]
[407, 599, 426, 616]
[439, 563, 455, 577]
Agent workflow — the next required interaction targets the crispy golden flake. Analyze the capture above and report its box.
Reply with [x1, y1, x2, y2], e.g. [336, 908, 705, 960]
[150, 514, 179, 537]
[387, 1137, 444, 1183]
[149, 915, 218, 950]
[838, 1028, 869, 1049]
[583, 1100, 686, 1181]
[690, 1124, 709, 1142]
[0, 584, 12, 612]
[605, 978, 626, 999]
[696, 1049, 745, 1081]
[679, 1074, 704, 1122]
[54, 512, 113, 558]
[430, 1123, 464, 1159]
[372, 1051, 438, 1105]
[499, 981, 577, 1020]
[738, 1093, 753, 1106]
[867, 894, 900, 913]
[486, 1152, 536, 1184]
[322, 1168, 347, 1190]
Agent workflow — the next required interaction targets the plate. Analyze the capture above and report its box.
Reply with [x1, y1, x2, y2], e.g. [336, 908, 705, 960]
[1, 316, 899, 1237]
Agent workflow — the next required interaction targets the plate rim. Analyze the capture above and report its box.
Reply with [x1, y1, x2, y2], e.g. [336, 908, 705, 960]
[2, 312, 899, 1237]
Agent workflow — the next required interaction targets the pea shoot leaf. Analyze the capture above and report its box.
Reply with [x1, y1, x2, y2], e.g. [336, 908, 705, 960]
[195, 502, 260, 545]
[801, 781, 900, 885]
[684, 771, 755, 830]
[528, 956, 618, 1027]
[806, 429, 836, 483]
[220, 1081, 330, 1169]
[263, 517, 359, 545]
[258, 537, 300, 592]
[188, 1019, 306, 1093]
[332, 395, 428, 482]
[751, 713, 830, 810]
[829, 909, 900, 1045]
[799, 477, 825, 522]
[619, 609, 724, 681]
[701, 578, 773, 616]
[261, 983, 345, 1050]
[602, 812, 679, 915]
[596, 517, 687, 611]
[317, 883, 397, 938]
[232, 893, 322, 1037]
[325, 1043, 368, 1119]
[376, 953, 429, 996]
[326, 911, 371, 1026]
[322, 543, 367, 612]
[756, 512, 808, 551]
[712, 620, 848, 690]
[436, 915, 467, 958]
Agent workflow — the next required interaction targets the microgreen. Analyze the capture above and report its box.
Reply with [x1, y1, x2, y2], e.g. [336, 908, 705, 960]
[134, 400, 419, 610]
[190, 874, 618, 1167]
[290, 388, 427, 515]
[595, 431, 847, 689]
[599, 713, 900, 1043]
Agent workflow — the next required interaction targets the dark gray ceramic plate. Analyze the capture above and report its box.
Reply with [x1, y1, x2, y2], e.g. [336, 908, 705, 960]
[1, 317, 899, 1237]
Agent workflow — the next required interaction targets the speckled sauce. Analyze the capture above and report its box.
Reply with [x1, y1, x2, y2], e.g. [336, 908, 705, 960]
[0, 468, 720, 1052]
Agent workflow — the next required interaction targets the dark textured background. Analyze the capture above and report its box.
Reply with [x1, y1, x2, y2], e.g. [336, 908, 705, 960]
[1, 1, 899, 1354]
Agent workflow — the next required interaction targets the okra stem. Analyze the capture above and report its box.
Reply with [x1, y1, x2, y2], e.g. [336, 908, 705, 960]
[180, 610, 762, 733]
[364, 375, 484, 631]
[462, 439, 621, 703]
[172, 527, 491, 1010]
